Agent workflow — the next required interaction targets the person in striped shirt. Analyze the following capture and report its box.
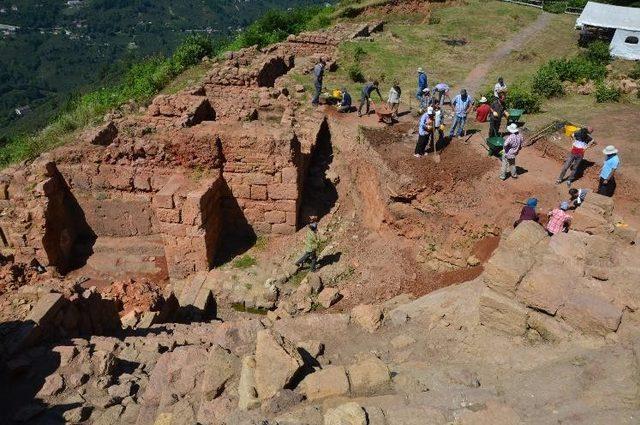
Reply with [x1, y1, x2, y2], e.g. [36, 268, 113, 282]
[546, 202, 572, 236]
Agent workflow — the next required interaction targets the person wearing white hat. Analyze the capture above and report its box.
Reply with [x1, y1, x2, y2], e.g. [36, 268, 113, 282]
[597, 145, 620, 197]
[414, 106, 435, 157]
[416, 67, 428, 102]
[419, 87, 432, 113]
[500, 123, 523, 180]
[475, 96, 491, 123]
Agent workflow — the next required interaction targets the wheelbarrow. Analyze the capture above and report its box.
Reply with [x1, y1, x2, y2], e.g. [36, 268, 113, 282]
[371, 101, 394, 125]
[485, 136, 504, 157]
[507, 108, 524, 125]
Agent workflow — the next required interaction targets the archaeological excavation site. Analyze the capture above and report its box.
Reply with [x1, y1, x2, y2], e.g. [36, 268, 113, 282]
[1, 2, 640, 425]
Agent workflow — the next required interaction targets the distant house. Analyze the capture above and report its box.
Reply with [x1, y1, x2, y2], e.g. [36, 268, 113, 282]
[15, 106, 31, 117]
[576, 2, 640, 60]
[66, 0, 83, 6]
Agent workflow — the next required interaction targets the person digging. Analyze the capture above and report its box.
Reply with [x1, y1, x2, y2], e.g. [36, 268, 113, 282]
[295, 221, 321, 272]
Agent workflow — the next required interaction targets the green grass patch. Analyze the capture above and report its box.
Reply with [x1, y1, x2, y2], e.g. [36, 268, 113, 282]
[231, 303, 269, 315]
[232, 255, 257, 269]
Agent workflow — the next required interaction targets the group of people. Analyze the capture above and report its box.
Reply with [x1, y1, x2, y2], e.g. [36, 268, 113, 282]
[514, 187, 587, 237]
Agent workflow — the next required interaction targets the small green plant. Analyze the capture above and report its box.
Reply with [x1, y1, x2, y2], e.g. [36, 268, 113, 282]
[585, 40, 611, 64]
[532, 64, 564, 98]
[348, 64, 366, 83]
[254, 235, 269, 251]
[594, 81, 621, 103]
[232, 255, 257, 269]
[428, 16, 441, 25]
[353, 45, 367, 61]
[629, 62, 640, 80]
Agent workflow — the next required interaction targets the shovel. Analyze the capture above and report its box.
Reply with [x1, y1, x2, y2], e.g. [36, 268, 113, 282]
[432, 132, 440, 163]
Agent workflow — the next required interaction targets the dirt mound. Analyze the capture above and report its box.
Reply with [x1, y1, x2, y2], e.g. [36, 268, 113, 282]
[363, 126, 493, 197]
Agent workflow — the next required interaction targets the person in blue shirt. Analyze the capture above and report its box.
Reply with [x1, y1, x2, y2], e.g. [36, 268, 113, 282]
[337, 88, 352, 113]
[449, 88, 473, 139]
[414, 107, 435, 157]
[311, 59, 326, 106]
[358, 80, 383, 117]
[416, 67, 428, 102]
[597, 145, 620, 197]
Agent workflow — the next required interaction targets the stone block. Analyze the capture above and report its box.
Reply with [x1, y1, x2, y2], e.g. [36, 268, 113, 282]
[479, 288, 528, 336]
[281, 167, 298, 184]
[527, 311, 572, 342]
[504, 220, 548, 251]
[156, 208, 181, 224]
[558, 294, 622, 336]
[483, 246, 534, 296]
[346, 356, 390, 395]
[516, 263, 574, 315]
[324, 402, 367, 425]
[133, 173, 152, 192]
[272, 223, 295, 235]
[268, 183, 298, 200]
[299, 365, 349, 401]
[28, 293, 65, 326]
[350, 304, 383, 333]
[251, 185, 267, 200]
[572, 203, 613, 235]
[254, 329, 304, 400]
[265, 210, 286, 224]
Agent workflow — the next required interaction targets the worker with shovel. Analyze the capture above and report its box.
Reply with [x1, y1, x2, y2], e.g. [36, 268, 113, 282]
[295, 219, 321, 272]
[414, 107, 435, 158]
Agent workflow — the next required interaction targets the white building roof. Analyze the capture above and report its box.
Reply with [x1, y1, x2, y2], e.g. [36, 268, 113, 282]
[576, 2, 640, 32]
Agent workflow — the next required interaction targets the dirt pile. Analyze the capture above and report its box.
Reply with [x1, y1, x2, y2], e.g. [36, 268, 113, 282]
[100, 279, 165, 317]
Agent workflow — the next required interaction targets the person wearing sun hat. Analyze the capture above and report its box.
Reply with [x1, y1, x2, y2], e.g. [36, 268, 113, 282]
[500, 123, 523, 180]
[475, 96, 491, 123]
[546, 201, 572, 236]
[514, 197, 540, 228]
[597, 145, 620, 197]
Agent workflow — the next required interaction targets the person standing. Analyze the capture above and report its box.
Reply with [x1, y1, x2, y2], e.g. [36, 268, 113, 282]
[387, 81, 401, 119]
[449, 88, 473, 139]
[416, 67, 428, 102]
[434, 82, 450, 106]
[556, 126, 594, 186]
[419, 88, 432, 113]
[546, 202, 572, 236]
[295, 220, 321, 272]
[489, 94, 508, 137]
[311, 59, 326, 106]
[494, 77, 507, 98]
[597, 145, 620, 197]
[358, 80, 383, 117]
[414, 107, 434, 158]
[475, 97, 491, 123]
[500, 123, 523, 180]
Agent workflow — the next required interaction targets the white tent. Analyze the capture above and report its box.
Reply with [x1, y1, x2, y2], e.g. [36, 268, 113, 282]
[576, 2, 640, 32]
[576, 2, 640, 60]
[610, 29, 640, 60]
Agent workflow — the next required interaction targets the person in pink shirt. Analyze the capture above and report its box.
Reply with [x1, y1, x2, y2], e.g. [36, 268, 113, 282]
[546, 201, 572, 236]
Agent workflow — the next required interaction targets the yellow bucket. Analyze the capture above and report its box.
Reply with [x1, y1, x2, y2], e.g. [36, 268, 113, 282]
[332, 89, 342, 98]
[564, 124, 579, 137]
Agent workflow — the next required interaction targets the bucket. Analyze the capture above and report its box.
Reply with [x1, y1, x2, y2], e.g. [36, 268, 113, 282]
[564, 124, 579, 137]
[332, 89, 342, 98]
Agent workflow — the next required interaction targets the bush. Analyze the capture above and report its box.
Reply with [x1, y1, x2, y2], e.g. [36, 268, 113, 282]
[548, 57, 607, 83]
[353, 45, 367, 61]
[585, 40, 611, 64]
[506, 84, 542, 113]
[348, 64, 366, 83]
[595, 81, 621, 103]
[171, 34, 215, 72]
[532, 64, 564, 98]
[543, 1, 568, 13]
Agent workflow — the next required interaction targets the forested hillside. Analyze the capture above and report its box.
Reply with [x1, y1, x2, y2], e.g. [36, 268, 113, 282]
[0, 0, 323, 136]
